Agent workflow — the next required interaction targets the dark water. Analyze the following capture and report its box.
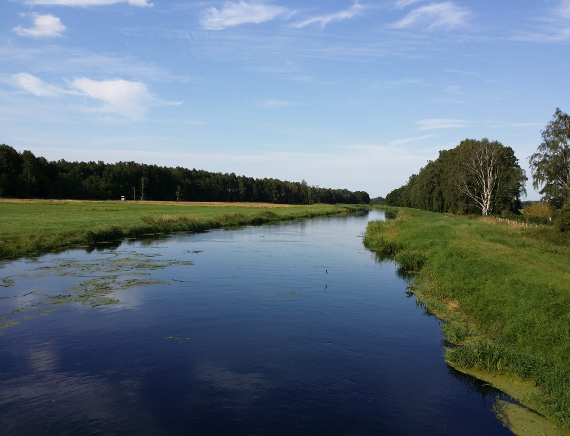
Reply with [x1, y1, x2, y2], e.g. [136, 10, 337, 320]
[0, 210, 513, 435]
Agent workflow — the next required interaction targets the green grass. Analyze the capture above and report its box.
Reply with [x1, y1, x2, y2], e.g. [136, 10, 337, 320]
[364, 208, 570, 430]
[0, 199, 365, 258]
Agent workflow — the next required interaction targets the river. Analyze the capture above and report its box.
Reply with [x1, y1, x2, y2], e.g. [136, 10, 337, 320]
[0, 210, 513, 435]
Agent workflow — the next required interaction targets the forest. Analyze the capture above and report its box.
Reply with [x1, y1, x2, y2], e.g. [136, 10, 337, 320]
[0, 145, 369, 205]
[385, 138, 527, 216]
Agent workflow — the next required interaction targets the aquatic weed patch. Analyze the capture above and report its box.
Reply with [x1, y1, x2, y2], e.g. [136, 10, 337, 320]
[0, 321, 20, 329]
[0, 250, 193, 327]
[0, 277, 15, 287]
[364, 208, 570, 430]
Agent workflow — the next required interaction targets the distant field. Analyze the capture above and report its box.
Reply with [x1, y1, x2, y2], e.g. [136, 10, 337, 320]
[0, 199, 361, 258]
[0, 199, 304, 239]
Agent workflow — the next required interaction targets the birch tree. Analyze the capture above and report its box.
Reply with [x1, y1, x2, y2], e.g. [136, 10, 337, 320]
[529, 108, 570, 208]
[455, 138, 502, 216]
[385, 139, 525, 214]
[140, 176, 147, 201]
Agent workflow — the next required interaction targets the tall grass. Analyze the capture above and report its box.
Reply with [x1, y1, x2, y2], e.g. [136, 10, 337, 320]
[363, 208, 570, 429]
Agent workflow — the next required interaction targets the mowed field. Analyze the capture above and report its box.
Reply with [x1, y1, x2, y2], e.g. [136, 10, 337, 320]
[0, 199, 359, 258]
[0, 199, 308, 239]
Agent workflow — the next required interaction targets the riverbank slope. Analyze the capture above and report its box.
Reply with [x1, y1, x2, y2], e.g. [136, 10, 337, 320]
[0, 200, 365, 259]
[364, 208, 570, 434]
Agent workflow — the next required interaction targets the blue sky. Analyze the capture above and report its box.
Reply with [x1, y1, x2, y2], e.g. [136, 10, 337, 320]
[2, 0, 570, 198]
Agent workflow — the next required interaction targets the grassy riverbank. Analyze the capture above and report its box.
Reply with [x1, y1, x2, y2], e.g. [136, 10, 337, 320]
[0, 200, 365, 259]
[364, 208, 570, 433]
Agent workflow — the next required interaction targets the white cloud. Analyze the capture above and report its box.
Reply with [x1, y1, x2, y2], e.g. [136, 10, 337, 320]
[8, 73, 66, 96]
[13, 13, 66, 38]
[511, 122, 540, 127]
[389, 78, 423, 86]
[0, 45, 181, 82]
[373, 78, 424, 89]
[70, 78, 152, 120]
[443, 69, 479, 75]
[445, 84, 461, 93]
[292, 2, 363, 28]
[416, 118, 466, 130]
[201, 1, 289, 30]
[256, 99, 297, 108]
[559, 0, 570, 18]
[391, 2, 470, 30]
[514, 29, 570, 44]
[394, 0, 424, 9]
[25, 0, 151, 6]
[511, 0, 570, 43]
[4, 73, 181, 121]
[389, 134, 436, 145]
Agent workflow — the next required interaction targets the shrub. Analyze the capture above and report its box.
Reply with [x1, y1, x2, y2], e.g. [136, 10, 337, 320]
[555, 208, 570, 233]
[523, 202, 555, 219]
[456, 202, 467, 215]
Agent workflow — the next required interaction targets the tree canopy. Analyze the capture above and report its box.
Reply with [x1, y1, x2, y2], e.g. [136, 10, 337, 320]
[385, 138, 527, 216]
[0, 145, 369, 205]
[529, 108, 570, 208]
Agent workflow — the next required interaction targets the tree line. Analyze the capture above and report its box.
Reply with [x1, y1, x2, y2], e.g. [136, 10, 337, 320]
[385, 108, 570, 217]
[385, 138, 527, 215]
[0, 145, 370, 205]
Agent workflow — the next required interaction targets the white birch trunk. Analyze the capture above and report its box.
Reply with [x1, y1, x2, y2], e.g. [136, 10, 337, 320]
[455, 141, 501, 216]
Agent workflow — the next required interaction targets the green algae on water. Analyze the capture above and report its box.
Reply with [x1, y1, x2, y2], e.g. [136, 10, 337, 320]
[43, 293, 120, 308]
[0, 249, 194, 328]
[493, 400, 570, 436]
[0, 277, 15, 287]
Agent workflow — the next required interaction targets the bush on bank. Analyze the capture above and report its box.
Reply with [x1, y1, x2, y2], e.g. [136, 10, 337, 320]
[555, 208, 570, 233]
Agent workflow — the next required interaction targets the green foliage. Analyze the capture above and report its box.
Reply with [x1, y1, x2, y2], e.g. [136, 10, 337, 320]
[362, 218, 403, 254]
[523, 201, 555, 219]
[442, 321, 477, 345]
[497, 213, 551, 226]
[555, 208, 570, 232]
[529, 108, 570, 208]
[394, 251, 426, 271]
[0, 144, 22, 197]
[0, 144, 369, 205]
[369, 196, 385, 205]
[364, 208, 570, 429]
[385, 139, 526, 216]
[445, 341, 541, 379]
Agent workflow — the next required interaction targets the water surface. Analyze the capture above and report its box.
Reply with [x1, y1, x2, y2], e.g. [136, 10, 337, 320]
[0, 210, 513, 435]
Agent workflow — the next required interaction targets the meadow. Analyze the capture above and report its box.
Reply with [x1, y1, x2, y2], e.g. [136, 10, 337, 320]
[0, 199, 364, 258]
[364, 208, 570, 432]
